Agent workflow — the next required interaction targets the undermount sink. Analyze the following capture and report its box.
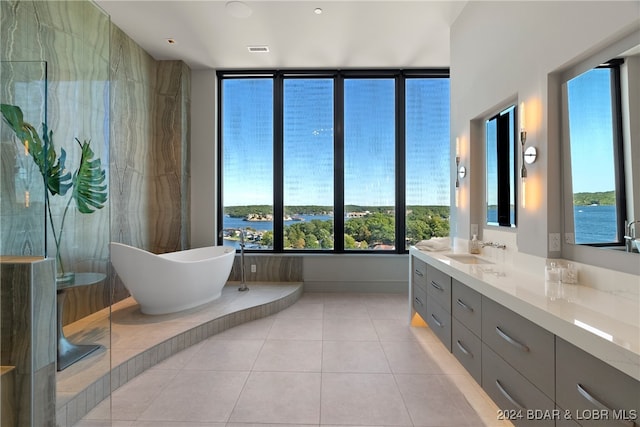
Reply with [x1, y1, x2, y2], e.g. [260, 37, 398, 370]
[445, 254, 493, 264]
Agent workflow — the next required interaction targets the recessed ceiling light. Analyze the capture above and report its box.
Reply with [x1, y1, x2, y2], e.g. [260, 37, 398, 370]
[226, 1, 253, 19]
[247, 46, 269, 53]
[314, 7, 323, 15]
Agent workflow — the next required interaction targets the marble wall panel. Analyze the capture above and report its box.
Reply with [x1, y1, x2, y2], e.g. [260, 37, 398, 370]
[2, 1, 192, 323]
[0, 1, 110, 320]
[0, 257, 56, 426]
[109, 30, 191, 301]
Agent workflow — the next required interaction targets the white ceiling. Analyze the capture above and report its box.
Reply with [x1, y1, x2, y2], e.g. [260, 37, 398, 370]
[95, 0, 468, 70]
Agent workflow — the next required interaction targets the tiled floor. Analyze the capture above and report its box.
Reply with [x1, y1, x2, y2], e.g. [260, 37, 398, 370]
[76, 292, 512, 427]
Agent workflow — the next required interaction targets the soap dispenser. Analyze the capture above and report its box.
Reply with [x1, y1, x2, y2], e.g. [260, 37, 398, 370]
[469, 234, 480, 254]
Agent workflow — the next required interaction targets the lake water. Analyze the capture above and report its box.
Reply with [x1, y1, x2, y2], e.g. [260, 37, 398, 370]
[222, 214, 333, 249]
[573, 205, 618, 244]
[224, 206, 619, 248]
[223, 214, 333, 231]
[486, 205, 617, 244]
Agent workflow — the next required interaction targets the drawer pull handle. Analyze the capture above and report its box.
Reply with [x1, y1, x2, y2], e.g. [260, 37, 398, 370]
[430, 281, 444, 292]
[456, 298, 474, 312]
[495, 379, 526, 410]
[495, 326, 530, 352]
[431, 313, 444, 328]
[456, 340, 472, 357]
[414, 269, 424, 277]
[414, 297, 424, 307]
[577, 384, 635, 427]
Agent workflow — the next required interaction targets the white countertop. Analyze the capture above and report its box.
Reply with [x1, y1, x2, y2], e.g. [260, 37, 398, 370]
[409, 247, 640, 382]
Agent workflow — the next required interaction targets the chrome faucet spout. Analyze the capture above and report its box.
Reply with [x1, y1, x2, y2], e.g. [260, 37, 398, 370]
[481, 241, 506, 250]
[625, 220, 639, 252]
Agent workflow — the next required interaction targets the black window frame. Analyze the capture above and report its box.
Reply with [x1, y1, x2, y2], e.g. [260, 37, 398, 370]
[580, 59, 627, 247]
[216, 68, 450, 254]
[486, 105, 518, 228]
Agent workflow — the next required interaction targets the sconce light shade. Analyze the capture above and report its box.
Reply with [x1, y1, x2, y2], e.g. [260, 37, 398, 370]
[524, 146, 537, 164]
[458, 166, 466, 179]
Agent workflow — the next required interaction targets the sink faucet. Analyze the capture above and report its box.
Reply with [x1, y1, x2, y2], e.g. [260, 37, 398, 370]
[624, 220, 638, 253]
[219, 228, 249, 291]
[481, 241, 506, 250]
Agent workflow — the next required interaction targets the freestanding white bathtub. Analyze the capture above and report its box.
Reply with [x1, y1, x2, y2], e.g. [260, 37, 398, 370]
[110, 243, 235, 315]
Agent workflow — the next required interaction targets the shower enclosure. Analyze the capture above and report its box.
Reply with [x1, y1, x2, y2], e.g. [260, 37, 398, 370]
[0, 60, 56, 426]
[1, 1, 112, 425]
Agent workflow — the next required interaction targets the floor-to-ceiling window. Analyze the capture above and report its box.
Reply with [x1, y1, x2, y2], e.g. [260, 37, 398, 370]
[217, 70, 450, 253]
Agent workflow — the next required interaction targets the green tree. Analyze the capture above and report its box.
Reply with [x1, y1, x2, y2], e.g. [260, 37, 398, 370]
[261, 230, 274, 247]
[344, 234, 357, 249]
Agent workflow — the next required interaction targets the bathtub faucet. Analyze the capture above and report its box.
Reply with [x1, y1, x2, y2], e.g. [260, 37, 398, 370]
[220, 228, 249, 292]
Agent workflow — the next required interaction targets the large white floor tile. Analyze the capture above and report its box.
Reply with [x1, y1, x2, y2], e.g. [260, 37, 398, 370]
[137, 371, 249, 422]
[322, 340, 390, 373]
[75, 291, 505, 427]
[267, 317, 323, 340]
[229, 371, 321, 424]
[183, 339, 263, 371]
[322, 317, 379, 341]
[253, 339, 322, 372]
[381, 340, 445, 374]
[320, 372, 412, 426]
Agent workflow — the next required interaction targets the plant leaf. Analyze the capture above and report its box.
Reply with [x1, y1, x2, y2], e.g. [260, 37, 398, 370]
[0, 103, 72, 196]
[72, 139, 107, 214]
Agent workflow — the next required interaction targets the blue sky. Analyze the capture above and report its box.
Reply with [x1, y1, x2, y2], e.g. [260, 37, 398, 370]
[567, 68, 616, 194]
[222, 77, 450, 207]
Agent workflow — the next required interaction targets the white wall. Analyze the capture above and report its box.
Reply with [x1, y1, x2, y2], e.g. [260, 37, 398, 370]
[450, 1, 640, 261]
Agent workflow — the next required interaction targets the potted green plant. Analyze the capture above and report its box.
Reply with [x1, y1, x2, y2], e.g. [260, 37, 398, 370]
[1, 103, 107, 284]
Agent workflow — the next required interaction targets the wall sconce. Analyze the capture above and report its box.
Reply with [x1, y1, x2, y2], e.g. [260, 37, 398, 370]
[455, 137, 466, 188]
[520, 102, 537, 208]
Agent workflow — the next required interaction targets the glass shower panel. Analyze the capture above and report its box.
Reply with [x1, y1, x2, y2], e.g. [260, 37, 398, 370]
[0, 61, 47, 257]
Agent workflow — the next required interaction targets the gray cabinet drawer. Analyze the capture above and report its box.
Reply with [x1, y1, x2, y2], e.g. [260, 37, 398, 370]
[556, 337, 640, 427]
[482, 296, 555, 399]
[452, 279, 481, 337]
[452, 318, 482, 384]
[412, 283, 428, 321]
[482, 343, 555, 427]
[426, 264, 451, 312]
[426, 297, 451, 351]
[412, 257, 427, 290]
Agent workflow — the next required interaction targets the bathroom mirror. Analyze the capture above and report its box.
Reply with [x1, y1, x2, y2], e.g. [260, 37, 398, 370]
[486, 104, 517, 227]
[561, 36, 639, 254]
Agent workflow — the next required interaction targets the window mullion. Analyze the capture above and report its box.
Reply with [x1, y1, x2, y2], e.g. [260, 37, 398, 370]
[273, 74, 284, 251]
[334, 74, 345, 252]
[396, 76, 406, 253]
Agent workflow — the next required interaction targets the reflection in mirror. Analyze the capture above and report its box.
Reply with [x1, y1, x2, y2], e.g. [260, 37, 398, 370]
[562, 41, 640, 253]
[566, 61, 625, 245]
[486, 105, 517, 227]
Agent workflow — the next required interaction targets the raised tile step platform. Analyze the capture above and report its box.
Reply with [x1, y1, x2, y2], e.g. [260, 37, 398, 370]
[55, 282, 303, 427]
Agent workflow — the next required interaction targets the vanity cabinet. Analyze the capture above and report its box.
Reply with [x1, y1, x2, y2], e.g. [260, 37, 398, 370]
[411, 257, 428, 320]
[426, 264, 451, 310]
[425, 264, 452, 350]
[452, 318, 482, 382]
[556, 337, 640, 427]
[409, 251, 640, 427]
[452, 279, 481, 336]
[482, 296, 555, 400]
[483, 343, 556, 427]
[426, 296, 451, 350]
[451, 279, 482, 383]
